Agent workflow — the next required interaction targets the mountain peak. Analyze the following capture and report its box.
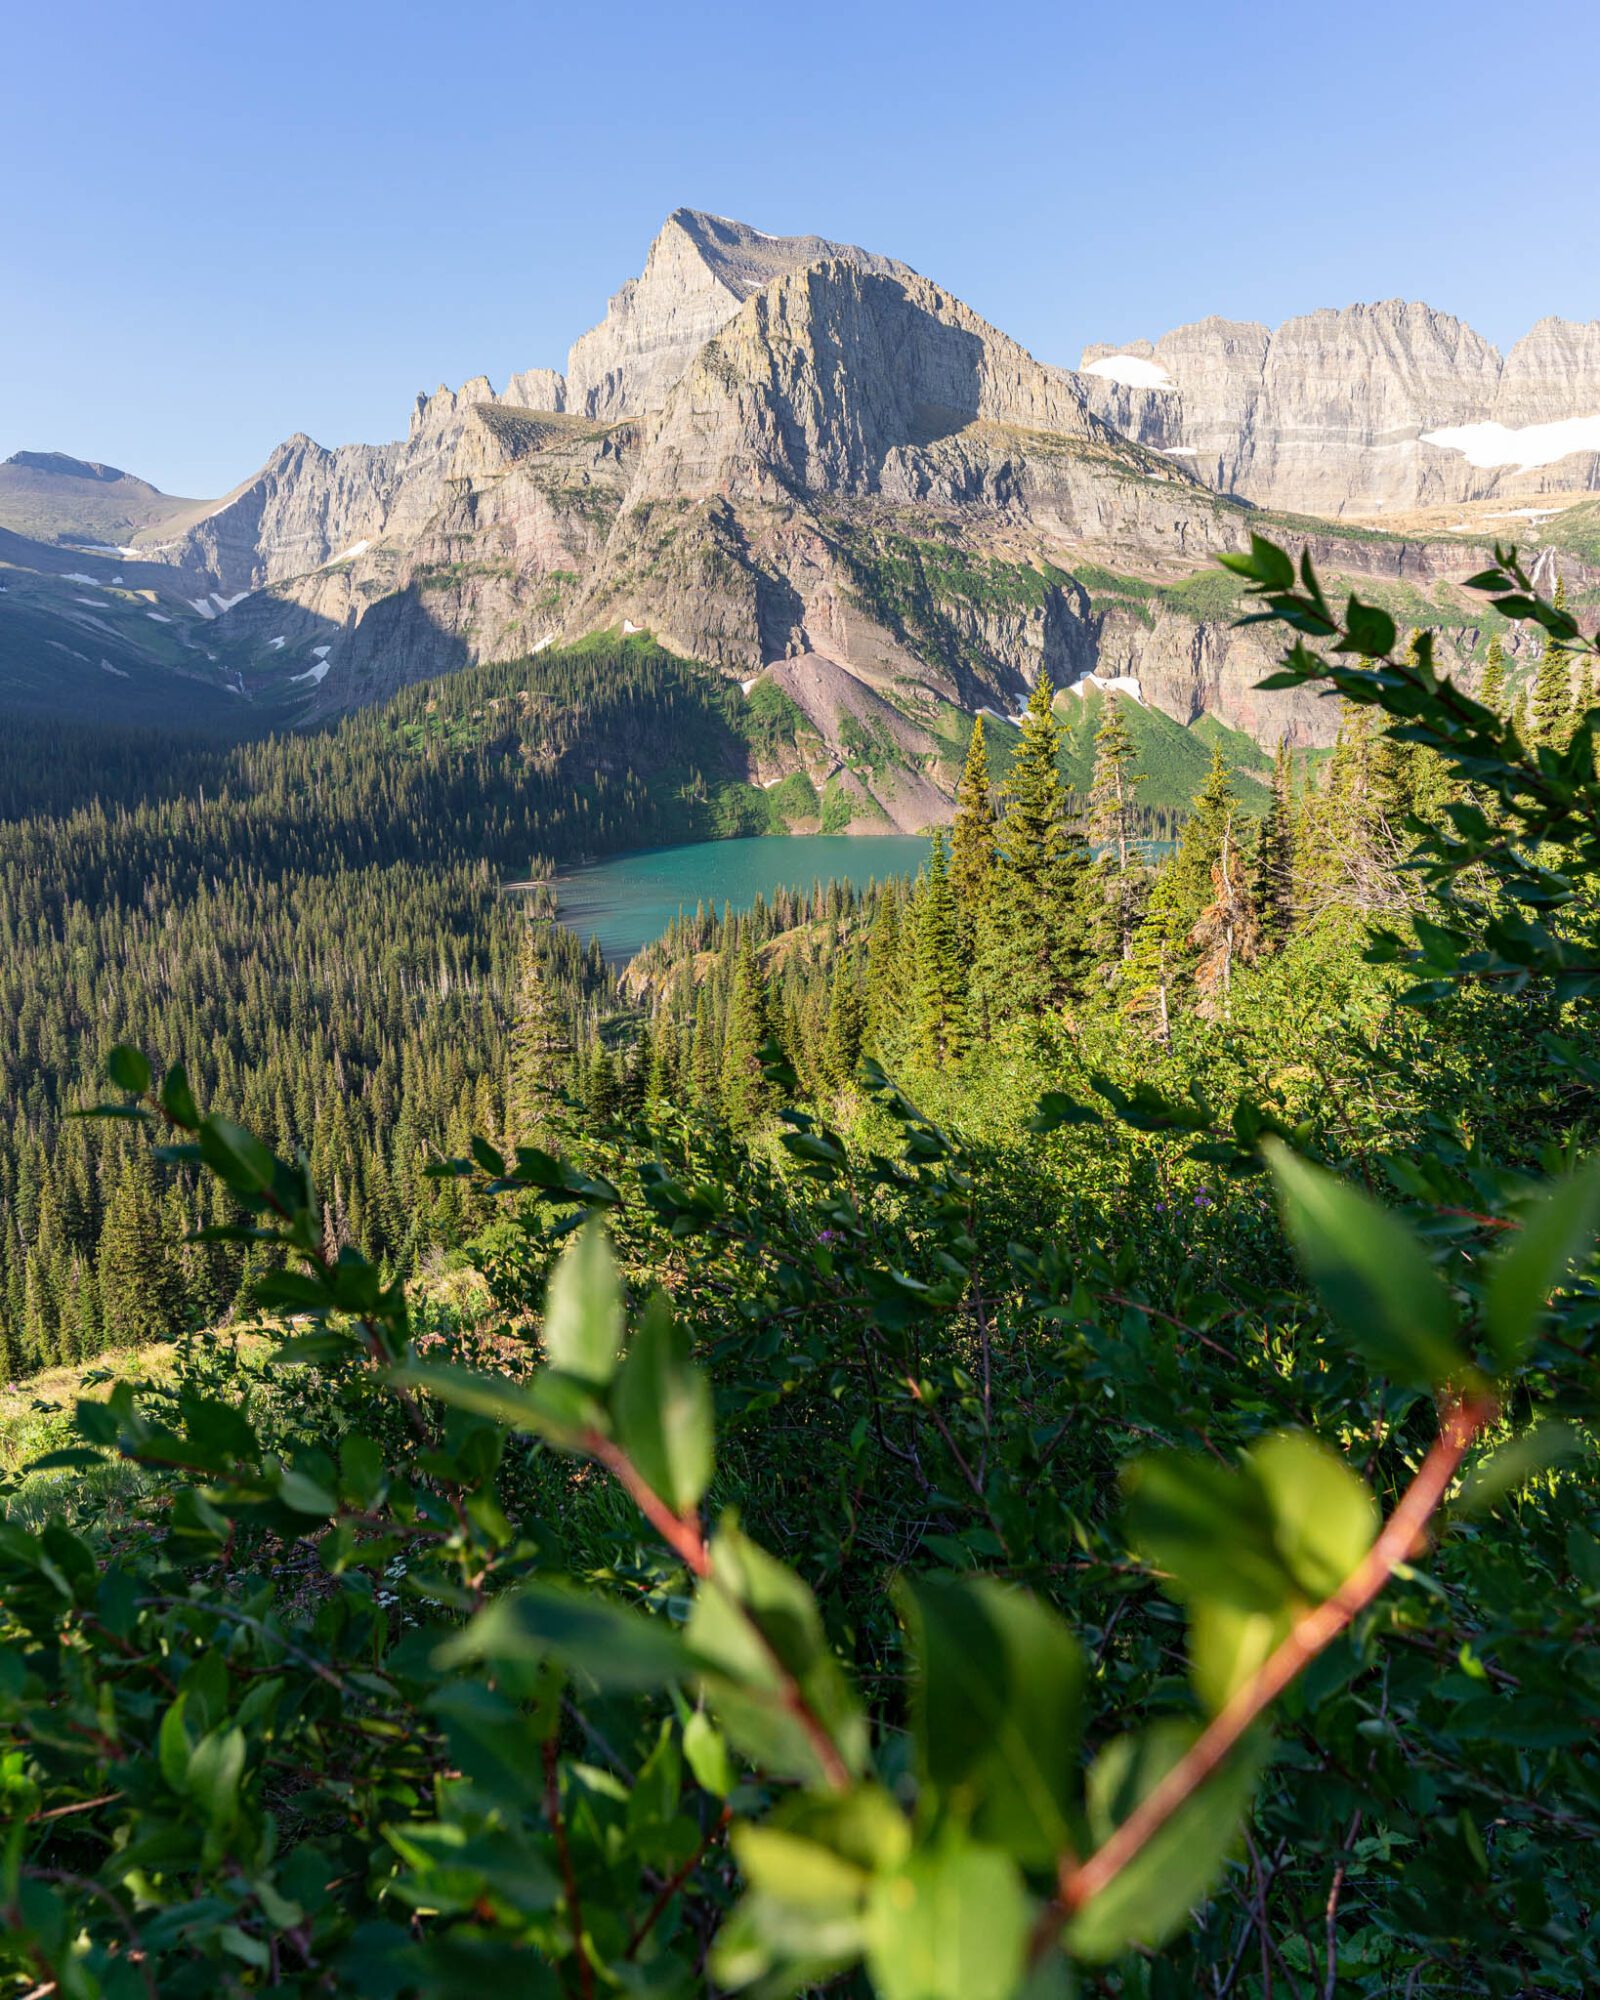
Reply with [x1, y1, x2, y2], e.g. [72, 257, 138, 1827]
[4, 449, 143, 487]
[563, 207, 911, 423]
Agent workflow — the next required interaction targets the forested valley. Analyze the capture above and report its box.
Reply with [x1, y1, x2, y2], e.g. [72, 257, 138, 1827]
[6, 542, 1600, 1999]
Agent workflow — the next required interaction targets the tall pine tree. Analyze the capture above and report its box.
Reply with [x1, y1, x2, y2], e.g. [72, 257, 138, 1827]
[983, 676, 1089, 1020]
[507, 917, 573, 1145]
[1531, 577, 1572, 744]
[1254, 739, 1296, 947]
[949, 716, 996, 962]
[915, 831, 965, 1065]
[720, 934, 776, 1131]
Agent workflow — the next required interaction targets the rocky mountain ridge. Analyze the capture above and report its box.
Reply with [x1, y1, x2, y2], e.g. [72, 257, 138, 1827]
[5, 211, 1598, 829]
[1080, 300, 1600, 514]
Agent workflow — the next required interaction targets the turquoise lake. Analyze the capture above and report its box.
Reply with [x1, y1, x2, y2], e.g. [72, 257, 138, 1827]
[550, 835, 931, 965]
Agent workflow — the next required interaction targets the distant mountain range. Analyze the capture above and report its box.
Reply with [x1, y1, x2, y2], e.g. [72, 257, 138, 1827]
[3, 209, 1597, 818]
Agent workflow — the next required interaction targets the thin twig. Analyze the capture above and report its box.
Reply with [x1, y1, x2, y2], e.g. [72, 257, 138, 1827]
[625, 1803, 732, 1958]
[1046, 1394, 1495, 1947]
[544, 1737, 594, 2000]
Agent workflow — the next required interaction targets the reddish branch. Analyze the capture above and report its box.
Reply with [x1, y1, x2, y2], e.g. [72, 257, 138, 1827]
[1047, 1393, 1496, 1941]
[582, 1431, 853, 1793]
[544, 1737, 594, 2000]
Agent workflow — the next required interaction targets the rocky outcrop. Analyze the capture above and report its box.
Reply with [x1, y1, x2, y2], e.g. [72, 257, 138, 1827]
[502, 367, 567, 413]
[25, 208, 1598, 780]
[1081, 302, 1600, 513]
[563, 208, 910, 422]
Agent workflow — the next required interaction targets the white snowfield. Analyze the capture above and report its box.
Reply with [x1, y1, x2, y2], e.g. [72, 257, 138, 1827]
[146, 613, 172, 623]
[1070, 671, 1145, 705]
[291, 659, 332, 686]
[61, 572, 101, 586]
[73, 596, 109, 607]
[531, 633, 556, 654]
[319, 540, 370, 569]
[266, 636, 287, 650]
[1420, 413, 1600, 471]
[211, 591, 250, 613]
[1082, 354, 1177, 392]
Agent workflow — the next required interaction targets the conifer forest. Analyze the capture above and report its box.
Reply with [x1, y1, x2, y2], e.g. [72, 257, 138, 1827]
[6, 539, 1600, 2000]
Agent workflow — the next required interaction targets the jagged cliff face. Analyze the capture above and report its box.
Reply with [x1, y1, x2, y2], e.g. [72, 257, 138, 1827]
[1081, 301, 1600, 514]
[11, 210, 1598, 821]
[564, 208, 910, 422]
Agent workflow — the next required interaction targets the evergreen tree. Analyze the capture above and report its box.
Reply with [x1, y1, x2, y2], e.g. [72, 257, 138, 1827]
[914, 832, 965, 1065]
[689, 985, 722, 1115]
[1254, 740, 1296, 947]
[1085, 695, 1145, 964]
[1123, 863, 1191, 1043]
[1573, 651, 1596, 722]
[821, 950, 866, 1087]
[96, 1149, 181, 1348]
[507, 918, 572, 1145]
[1531, 578, 1572, 744]
[582, 1045, 622, 1127]
[720, 935, 776, 1131]
[1086, 694, 1142, 874]
[863, 883, 912, 1060]
[949, 717, 996, 960]
[983, 676, 1090, 1020]
[1480, 632, 1507, 712]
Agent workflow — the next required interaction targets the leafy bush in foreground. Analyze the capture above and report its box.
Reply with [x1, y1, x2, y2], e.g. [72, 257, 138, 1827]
[5, 542, 1600, 1996]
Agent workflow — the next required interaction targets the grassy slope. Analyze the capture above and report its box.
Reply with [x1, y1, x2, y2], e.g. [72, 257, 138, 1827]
[981, 688, 1271, 817]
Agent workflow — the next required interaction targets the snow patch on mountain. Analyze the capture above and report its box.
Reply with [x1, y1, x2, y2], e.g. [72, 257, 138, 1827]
[1421, 413, 1600, 470]
[1083, 354, 1176, 392]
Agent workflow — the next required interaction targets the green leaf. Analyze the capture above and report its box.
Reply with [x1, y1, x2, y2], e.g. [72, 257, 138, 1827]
[1216, 535, 1294, 591]
[1121, 1452, 1290, 1612]
[158, 1692, 191, 1794]
[733, 1824, 871, 1907]
[1066, 1723, 1268, 1961]
[434, 1581, 689, 1689]
[1339, 597, 1397, 659]
[106, 1044, 151, 1095]
[276, 1466, 338, 1516]
[542, 1219, 624, 1385]
[1455, 1421, 1585, 1515]
[1027, 1091, 1101, 1133]
[612, 1289, 714, 1513]
[1247, 1432, 1378, 1602]
[864, 1832, 1028, 2000]
[391, 1361, 605, 1447]
[689, 1520, 867, 1786]
[900, 1575, 1083, 1863]
[1264, 1140, 1465, 1390]
[1187, 1600, 1290, 1715]
[187, 1725, 246, 1827]
[159, 1063, 201, 1126]
[198, 1116, 283, 1199]
[683, 1709, 734, 1797]
[1483, 1158, 1600, 1367]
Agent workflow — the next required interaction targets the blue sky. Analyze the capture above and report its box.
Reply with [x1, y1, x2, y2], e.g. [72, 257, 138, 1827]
[4, 0, 1597, 497]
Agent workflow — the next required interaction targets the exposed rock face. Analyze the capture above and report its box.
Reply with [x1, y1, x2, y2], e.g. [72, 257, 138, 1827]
[21, 209, 1597, 800]
[503, 368, 567, 413]
[1496, 318, 1600, 425]
[563, 208, 910, 422]
[629, 259, 1127, 506]
[1081, 302, 1600, 513]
